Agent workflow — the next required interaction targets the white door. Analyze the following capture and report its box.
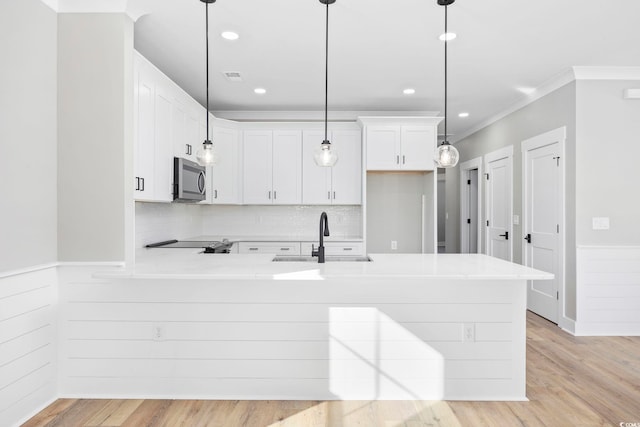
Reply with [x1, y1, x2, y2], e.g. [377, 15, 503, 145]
[485, 147, 513, 261]
[459, 157, 483, 254]
[523, 128, 564, 323]
[468, 169, 479, 253]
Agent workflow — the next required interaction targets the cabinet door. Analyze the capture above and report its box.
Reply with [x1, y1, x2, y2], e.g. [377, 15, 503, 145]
[400, 126, 436, 171]
[331, 130, 362, 204]
[302, 130, 332, 204]
[243, 131, 273, 204]
[272, 130, 302, 205]
[366, 126, 401, 170]
[184, 109, 200, 163]
[134, 63, 156, 200]
[171, 100, 189, 160]
[210, 127, 240, 204]
[153, 84, 174, 202]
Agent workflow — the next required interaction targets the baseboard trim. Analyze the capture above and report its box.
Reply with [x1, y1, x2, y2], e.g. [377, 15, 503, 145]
[559, 316, 576, 335]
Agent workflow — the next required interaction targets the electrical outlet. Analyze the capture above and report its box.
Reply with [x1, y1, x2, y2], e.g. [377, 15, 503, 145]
[513, 215, 520, 225]
[152, 324, 163, 341]
[463, 323, 475, 342]
[391, 241, 398, 250]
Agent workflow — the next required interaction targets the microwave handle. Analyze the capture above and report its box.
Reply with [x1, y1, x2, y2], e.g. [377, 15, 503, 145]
[197, 171, 206, 195]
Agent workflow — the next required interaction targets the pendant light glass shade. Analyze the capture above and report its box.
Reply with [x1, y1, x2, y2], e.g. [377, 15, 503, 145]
[434, 0, 459, 168]
[314, 140, 338, 167]
[197, 0, 218, 167]
[196, 139, 218, 166]
[315, 0, 338, 167]
[435, 141, 459, 168]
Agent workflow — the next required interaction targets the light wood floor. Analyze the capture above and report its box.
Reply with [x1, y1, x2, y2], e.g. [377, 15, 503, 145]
[23, 312, 640, 427]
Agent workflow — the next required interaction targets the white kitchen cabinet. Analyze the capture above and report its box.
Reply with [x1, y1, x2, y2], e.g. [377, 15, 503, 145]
[208, 125, 241, 204]
[302, 130, 362, 205]
[300, 241, 364, 257]
[243, 130, 302, 205]
[172, 97, 202, 163]
[133, 55, 173, 202]
[363, 123, 438, 171]
[237, 242, 301, 255]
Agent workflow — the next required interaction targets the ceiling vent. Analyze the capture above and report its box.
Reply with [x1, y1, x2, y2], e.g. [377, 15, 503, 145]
[223, 71, 243, 82]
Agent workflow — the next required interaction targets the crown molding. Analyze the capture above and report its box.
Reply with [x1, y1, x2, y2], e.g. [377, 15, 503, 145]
[453, 66, 640, 144]
[573, 66, 640, 80]
[39, 0, 150, 21]
[213, 110, 440, 122]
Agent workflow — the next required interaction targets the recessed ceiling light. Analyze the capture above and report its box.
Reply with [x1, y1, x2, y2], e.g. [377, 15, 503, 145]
[439, 32, 457, 41]
[458, 112, 469, 118]
[518, 87, 536, 95]
[221, 31, 239, 40]
[403, 88, 416, 95]
[254, 88, 266, 95]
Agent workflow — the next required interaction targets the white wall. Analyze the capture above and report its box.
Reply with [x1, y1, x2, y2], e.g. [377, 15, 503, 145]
[0, 0, 58, 273]
[0, 268, 58, 427]
[57, 13, 134, 262]
[575, 79, 640, 246]
[447, 82, 577, 320]
[366, 173, 434, 253]
[0, 2, 59, 425]
[58, 268, 527, 401]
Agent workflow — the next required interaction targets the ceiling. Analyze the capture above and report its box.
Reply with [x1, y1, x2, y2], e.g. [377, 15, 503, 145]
[132, 0, 640, 141]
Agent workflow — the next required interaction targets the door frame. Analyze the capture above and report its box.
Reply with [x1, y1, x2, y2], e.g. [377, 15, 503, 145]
[459, 157, 483, 254]
[484, 145, 514, 261]
[521, 127, 566, 325]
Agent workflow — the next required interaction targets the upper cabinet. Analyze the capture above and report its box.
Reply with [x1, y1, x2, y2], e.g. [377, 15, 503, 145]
[208, 121, 241, 205]
[243, 130, 302, 205]
[359, 117, 442, 171]
[302, 129, 362, 205]
[133, 55, 173, 202]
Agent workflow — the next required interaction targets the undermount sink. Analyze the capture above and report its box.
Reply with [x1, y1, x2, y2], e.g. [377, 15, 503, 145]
[273, 256, 372, 263]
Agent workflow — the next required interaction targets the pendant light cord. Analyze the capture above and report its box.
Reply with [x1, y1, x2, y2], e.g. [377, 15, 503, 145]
[205, 1, 211, 142]
[324, 1, 329, 142]
[443, 3, 448, 145]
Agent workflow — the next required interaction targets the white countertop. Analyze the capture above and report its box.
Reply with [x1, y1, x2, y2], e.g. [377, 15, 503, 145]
[97, 250, 554, 280]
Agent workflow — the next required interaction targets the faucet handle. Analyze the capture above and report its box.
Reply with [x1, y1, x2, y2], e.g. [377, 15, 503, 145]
[311, 244, 318, 257]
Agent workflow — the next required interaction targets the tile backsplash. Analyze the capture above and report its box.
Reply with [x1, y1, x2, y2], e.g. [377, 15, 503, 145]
[200, 205, 362, 239]
[135, 202, 203, 248]
[135, 202, 363, 247]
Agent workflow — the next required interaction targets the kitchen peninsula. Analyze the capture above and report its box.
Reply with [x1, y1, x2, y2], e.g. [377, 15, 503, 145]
[57, 252, 552, 401]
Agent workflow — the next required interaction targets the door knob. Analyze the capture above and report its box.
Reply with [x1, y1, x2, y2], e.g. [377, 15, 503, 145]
[524, 234, 532, 244]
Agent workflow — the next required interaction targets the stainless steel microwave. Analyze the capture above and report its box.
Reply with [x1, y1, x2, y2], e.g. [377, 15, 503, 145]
[173, 157, 206, 202]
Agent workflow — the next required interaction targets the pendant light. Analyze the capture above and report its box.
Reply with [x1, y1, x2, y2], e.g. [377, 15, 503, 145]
[434, 0, 460, 168]
[313, 0, 338, 167]
[196, 0, 219, 167]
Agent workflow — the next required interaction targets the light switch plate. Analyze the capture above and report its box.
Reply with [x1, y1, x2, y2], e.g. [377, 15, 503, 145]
[592, 217, 610, 230]
[513, 215, 520, 225]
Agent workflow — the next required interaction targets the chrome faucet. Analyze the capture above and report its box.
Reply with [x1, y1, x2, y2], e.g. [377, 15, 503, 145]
[311, 212, 330, 263]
